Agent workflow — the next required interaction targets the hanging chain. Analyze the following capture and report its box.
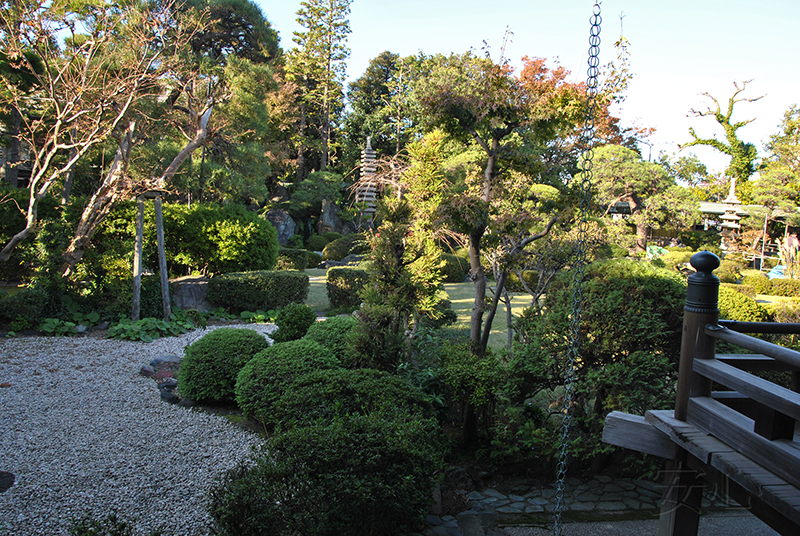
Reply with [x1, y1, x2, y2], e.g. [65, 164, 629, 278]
[552, 2, 601, 534]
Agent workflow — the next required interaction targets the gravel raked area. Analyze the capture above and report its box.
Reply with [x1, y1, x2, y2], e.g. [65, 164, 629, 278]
[0, 324, 276, 536]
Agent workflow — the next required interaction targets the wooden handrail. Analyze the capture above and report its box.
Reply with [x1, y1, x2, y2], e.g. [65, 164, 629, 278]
[719, 320, 800, 334]
[705, 324, 800, 369]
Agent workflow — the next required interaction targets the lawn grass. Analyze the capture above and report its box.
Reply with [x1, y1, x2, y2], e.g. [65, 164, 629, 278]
[442, 282, 531, 352]
[305, 268, 329, 313]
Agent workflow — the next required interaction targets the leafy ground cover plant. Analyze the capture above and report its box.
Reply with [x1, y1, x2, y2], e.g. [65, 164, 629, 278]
[178, 328, 269, 404]
[106, 317, 196, 343]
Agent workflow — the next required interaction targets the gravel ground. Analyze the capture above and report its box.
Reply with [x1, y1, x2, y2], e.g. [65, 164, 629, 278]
[0, 324, 276, 536]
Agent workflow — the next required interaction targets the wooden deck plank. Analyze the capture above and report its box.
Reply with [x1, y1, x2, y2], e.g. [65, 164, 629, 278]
[645, 410, 733, 464]
[602, 411, 678, 460]
[688, 397, 800, 490]
[693, 358, 800, 421]
[717, 354, 800, 372]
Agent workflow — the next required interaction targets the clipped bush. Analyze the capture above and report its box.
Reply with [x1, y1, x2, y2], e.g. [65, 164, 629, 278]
[769, 278, 800, 298]
[275, 247, 307, 271]
[326, 266, 369, 309]
[306, 250, 322, 268]
[207, 271, 309, 313]
[718, 286, 769, 322]
[177, 328, 269, 404]
[305, 234, 330, 252]
[321, 233, 366, 261]
[697, 243, 723, 257]
[721, 283, 756, 298]
[323, 231, 342, 242]
[741, 274, 772, 295]
[716, 259, 743, 283]
[208, 413, 444, 536]
[593, 243, 630, 260]
[440, 253, 469, 283]
[235, 339, 341, 427]
[0, 286, 52, 331]
[272, 302, 317, 343]
[303, 315, 358, 361]
[505, 270, 538, 292]
[270, 368, 436, 429]
[661, 250, 693, 271]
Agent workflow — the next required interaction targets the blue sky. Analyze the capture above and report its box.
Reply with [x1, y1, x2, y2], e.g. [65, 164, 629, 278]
[255, 0, 799, 175]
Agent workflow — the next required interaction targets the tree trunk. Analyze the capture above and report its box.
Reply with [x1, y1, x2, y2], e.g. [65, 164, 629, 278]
[132, 197, 145, 321]
[468, 227, 486, 355]
[296, 106, 307, 182]
[61, 127, 78, 205]
[5, 106, 21, 188]
[61, 122, 136, 277]
[635, 220, 648, 252]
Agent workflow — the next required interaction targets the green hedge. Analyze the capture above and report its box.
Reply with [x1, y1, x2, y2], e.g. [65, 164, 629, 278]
[718, 286, 769, 322]
[440, 253, 469, 283]
[326, 266, 369, 309]
[769, 278, 800, 298]
[741, 274, 772, 295]
[305, 234, 330, 252]
[306, 250, 322, 268]
[235, 339, 341, 428]
[207, 271, 309, 314]
[272, 302, 317, 343]
[275, 247, 307, 271]
[721, 283, 756, 298]
[321, 233, 366, 261]
[208, 413, 444, 536]
[303, 315, 358, 361]
[177, 328, 269, 404]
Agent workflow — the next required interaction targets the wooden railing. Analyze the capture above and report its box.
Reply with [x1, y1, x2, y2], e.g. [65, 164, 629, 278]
[603, 251, 800, 536]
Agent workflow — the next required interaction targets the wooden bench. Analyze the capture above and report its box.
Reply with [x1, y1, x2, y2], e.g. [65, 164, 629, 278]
[603, 251, 800, 536]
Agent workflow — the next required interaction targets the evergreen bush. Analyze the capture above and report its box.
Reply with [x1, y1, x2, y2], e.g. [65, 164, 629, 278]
[177, 328, 269, 404]
[505, 271, 538, 292]
[721, 283, 756, 298]
[275, 247, 307, 271]
[0, 286, 52, 331]
[440, 253, 469, 283]
[741, 274, 773, 295]
[305, 234, 330, 252]
[303, 315, 358, 362]
[306, 250, 322, 268]
[716, 259, 743, 283]
[322, 231, 342, 243]
[326, 266, 369, 309]
[321, 233, 366, 261]
[208, 413, 444, 536]
[718, 286, 769, 322]
[350, 303, 408, 371]
[769, 278, 800, 298]
[234, 339, 341, 427]
[207, 271, 309, 313]
[271, 302, 317, 343]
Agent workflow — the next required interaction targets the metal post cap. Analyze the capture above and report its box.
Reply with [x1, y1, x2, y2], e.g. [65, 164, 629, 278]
[685, 250, 720, 314]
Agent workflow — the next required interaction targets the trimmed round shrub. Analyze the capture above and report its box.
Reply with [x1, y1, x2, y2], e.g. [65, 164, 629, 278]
[271, 302, 317, 343]
[303, 315, 358, 361]
[716, 259, 743, 283]
[323, 231, 342, 243]
[305, 234, 330, 252]
[0, 287, 52, 331]
[177, 328, 269, 404]
[321, 233, 366, 261]
[326, 266, 369, 310]
[208, 413, 445, 536]
[235, 339, 341, 427]
[275, 247, 307, 271]
[661, 250, 693, 271]
[770, 278, 800, 298]
[718, 286, 769, 322]
[270, 368, 436, 428]
[742, 274, 772, 295]
[441, 253, 469, 283]
[721, 282, 756, 298]
[306, 250, 322, 268]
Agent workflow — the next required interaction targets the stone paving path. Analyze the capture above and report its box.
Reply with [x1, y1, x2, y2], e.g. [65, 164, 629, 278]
[419, 475, 735, 536]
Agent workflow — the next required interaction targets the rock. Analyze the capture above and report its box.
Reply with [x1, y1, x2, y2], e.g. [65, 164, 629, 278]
[159, 385, 179, 404]
[178, 398, 196, 408]
[139, 365, 155, 378]
[154, 370, 173, 381]
[264, 208, 297, 246]
[271, 184, 289, 203]
[95, 321, 110, 330]
[317, 199, 343, 235]
[150, 355, 181, 367]
[160, 378, 178, 389]
[0, 383, 11, 388]
[75, 325, 88, 334]
[0, 471, 14, 493]
[170, 276, 212, 312]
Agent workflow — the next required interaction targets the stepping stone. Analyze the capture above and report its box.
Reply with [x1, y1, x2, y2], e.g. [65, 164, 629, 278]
[0, 472, 14, 493]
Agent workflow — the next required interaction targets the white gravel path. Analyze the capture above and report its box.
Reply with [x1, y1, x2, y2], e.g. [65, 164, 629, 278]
[0, 324, 275, 536]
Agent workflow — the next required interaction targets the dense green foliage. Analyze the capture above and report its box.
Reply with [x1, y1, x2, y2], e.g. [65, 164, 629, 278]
[440, 253, 469, 283]
[208, 413, 444, 536]
[741, 274, 773, 294]
[178, 328, 269, 404]
[234, 339, 341, 427]
[769, 278, 800, 298]
[321, 233, 366, 261]
[207, 271, 309, 313]
[325, 266, 369, 309]
[275, 247, 307, 271]
[718, 286, 769, 322]
[303, 315, 358, 362]
[349, 303, 408, 371]
[271, 302, 317, 342]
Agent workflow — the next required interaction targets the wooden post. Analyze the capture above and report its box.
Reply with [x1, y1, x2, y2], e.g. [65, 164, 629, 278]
[659, 250, 720, 536]
[154, 196, 171, 320]
[131, 197, 145, 321]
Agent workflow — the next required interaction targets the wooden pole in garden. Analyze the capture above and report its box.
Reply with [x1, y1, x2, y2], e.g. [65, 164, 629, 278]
[131, 196, 145, 321]
[154, 195, 171, 320]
